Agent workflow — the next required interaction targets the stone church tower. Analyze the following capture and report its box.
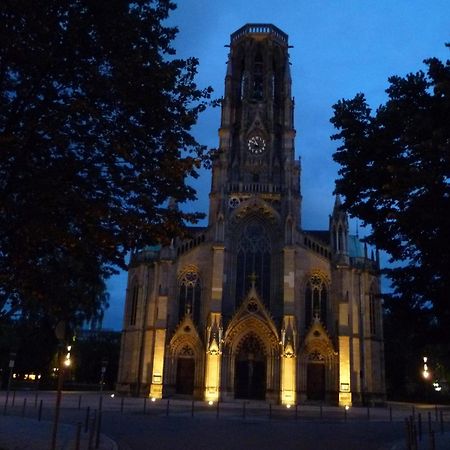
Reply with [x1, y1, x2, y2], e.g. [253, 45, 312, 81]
[117, 24, 385, 406]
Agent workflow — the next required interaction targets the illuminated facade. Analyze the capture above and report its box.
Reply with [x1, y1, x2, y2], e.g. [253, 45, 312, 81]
[117, 24, 385, 406]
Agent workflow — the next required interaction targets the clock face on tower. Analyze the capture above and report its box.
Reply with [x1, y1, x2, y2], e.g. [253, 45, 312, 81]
[247, 135, 266, 155]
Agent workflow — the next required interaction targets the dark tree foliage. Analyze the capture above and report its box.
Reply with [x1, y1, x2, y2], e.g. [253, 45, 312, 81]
[0, 0, 212, 327]
[331, 48, 450, 397]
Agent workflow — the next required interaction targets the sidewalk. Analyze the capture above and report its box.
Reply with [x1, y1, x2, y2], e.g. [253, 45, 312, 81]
[0, 416, 118, 450]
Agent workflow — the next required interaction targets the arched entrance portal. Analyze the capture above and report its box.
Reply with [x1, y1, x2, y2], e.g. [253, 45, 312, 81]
[235, 334, 266, 400]
[306, 351, 325, 400]
[175, 346, 195, 395]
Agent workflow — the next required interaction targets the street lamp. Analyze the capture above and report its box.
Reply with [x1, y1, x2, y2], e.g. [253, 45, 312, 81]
[422, 356, 430, 379]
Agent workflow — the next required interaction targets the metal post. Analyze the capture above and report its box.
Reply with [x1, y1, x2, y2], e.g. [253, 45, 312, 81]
[120, 397, 124, 414]
[418, 413, 422, 441]
[295, 403, 298, 420]
[95, 396, 103, 449]
[34, 391, 39, 408]
[405, 418, 411, 450]
[12, 391, 16, 407]
[242, 401, 246, 419]
[320, 403, 323, 419]
[268, 403, 272, 420]
[78, 394, 82, 410]
[191, 399, 194, 417]
[435, 405, 438, 422]
[3, 352, 16, 416]
[367, 405, 370, 420]
[88, 411, 97, 450]
[38, 399, 43, 421]
[143, 397, 147, 415]
[428, 430, 435, 450]
[440, 410, 444, 434]
[216, 400, 219, 419]
[428, 411, 432, 435]
[21, 398, 27, 417]
[84, 406, 91, 433]
[389, 406, 392, 422]
[166, 399, 169, 416]
[75, 422, 82, 450]
[344, 407, 347, 422]
[51, 343, 65, 450]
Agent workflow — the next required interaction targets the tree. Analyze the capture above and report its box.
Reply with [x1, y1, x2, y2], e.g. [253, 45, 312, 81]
[330, 48, 450, 393]
[0, 0, 212, 327]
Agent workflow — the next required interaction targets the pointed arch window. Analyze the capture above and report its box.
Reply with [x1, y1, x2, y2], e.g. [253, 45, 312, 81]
[178, 270, 201, 325]
[235, 223, 271, 307]
[129, 282, 139, 326]
[305, 274, 327, 329]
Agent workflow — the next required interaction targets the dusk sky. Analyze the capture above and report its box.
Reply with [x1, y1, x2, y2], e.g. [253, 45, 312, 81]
[103, 0, 450, 330]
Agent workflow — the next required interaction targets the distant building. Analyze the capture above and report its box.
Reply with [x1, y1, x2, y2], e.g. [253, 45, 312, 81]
[117, 24, 385, 406]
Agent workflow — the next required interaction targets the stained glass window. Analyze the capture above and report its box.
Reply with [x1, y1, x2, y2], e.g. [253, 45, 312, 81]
[235, 223, 271, 307]
[178, 271, 201, 325]
[305, 275, 327, 329]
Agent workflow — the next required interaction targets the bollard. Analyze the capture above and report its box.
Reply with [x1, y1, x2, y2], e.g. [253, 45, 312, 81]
[143, 397, 147, 415]
[295, 403, 298, 420]
[120, 397, 124, 414]
[191, 399, 195, 417]
[428, 411, 432, 435]
[440, 410, 444, 434]
[418, 413, 422, 441]
[84, 406, 91, 433]
[75, 422, 82, 450]
[38, 399, 43, 422]
[344, 407, 347, 422]
[216, 401, 219, 419]
[435, 405, 438, 422]
[12, 391, 16, 407]
[88, 412, 97, 450]
[428, 430, 435, 450]
[78, 394, 82, 410]
[367, 405, 370, 421]
[405, 418, 411, 450]
[412, 420, 418, 450]
[242, 401, 246, 419]
[166, 399, 169, 417]
[320, 403, 323, 419]
[34, 391, 39, 408]
[22, 398, 27, 417]
[389, 406, 392, 422]
[95, 397, 103, 449]
[412, 405, 415, 420]
[268, 403, 272, 420]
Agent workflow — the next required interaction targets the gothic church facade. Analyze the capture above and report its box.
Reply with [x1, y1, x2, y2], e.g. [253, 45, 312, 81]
[117, 24, 385, 406]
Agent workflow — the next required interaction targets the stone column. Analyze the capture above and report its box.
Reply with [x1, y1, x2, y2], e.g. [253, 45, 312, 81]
[204, 245, 225, 402]
[280, 247, 296, 405]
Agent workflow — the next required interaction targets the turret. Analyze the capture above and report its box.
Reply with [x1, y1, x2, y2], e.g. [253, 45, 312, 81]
[329, 195, 349, 265]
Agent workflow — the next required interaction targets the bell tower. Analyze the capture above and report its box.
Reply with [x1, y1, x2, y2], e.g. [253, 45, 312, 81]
[209, 24, 301, 233]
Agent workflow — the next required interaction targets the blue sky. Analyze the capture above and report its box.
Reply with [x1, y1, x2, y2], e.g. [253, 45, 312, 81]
[102, 0, 450, 330]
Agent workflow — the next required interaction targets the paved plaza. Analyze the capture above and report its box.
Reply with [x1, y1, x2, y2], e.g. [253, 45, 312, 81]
[0, 391, 449, 449]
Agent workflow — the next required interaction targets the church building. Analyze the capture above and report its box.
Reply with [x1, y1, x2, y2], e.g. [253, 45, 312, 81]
[117, 24, 385, 406]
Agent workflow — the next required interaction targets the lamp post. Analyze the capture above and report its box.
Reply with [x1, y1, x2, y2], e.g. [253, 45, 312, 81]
[3, 352, 16, 415]
[51, 321, 66, 450]
[95, 359, 108, 449]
